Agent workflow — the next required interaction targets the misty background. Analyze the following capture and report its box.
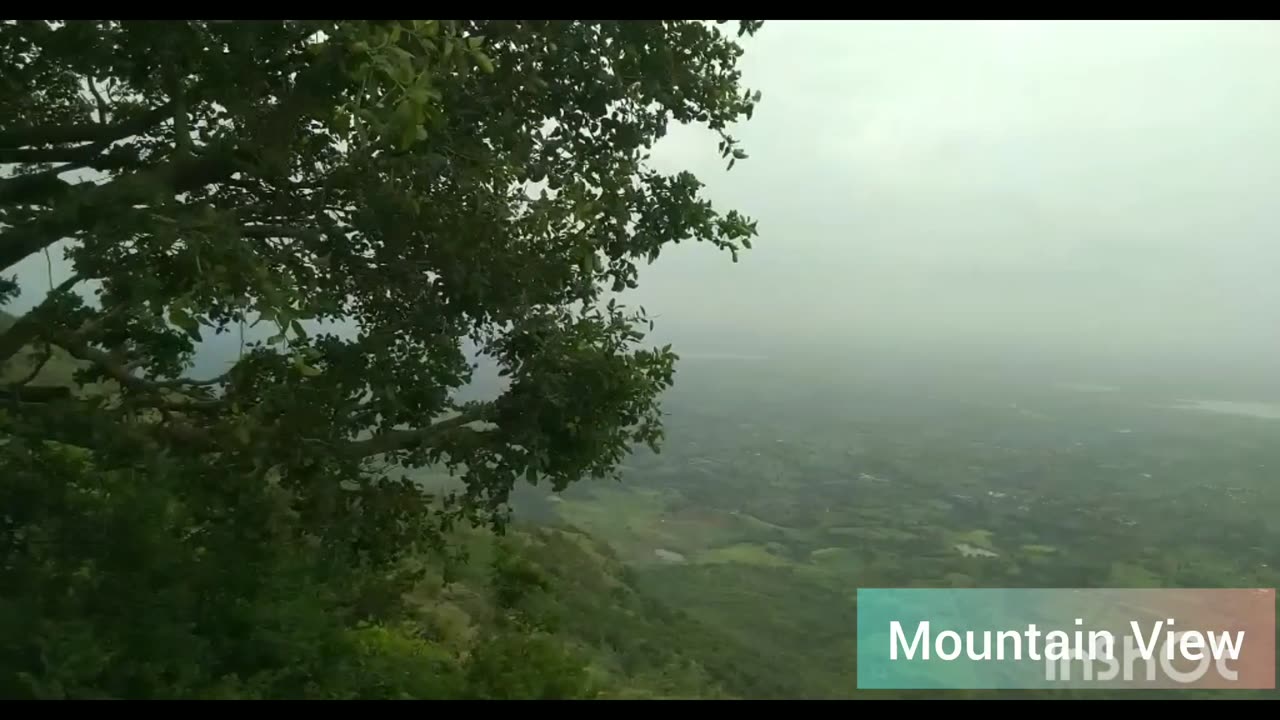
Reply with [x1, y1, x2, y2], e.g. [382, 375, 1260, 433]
[638, 20, 1280, 395]
[8, 20, 1279, 397]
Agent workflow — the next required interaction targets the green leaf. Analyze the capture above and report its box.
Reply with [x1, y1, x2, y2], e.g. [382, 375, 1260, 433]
[400, 123, 420, 151]
[474, 51, 494, 74]
[169, 307, 202, 341]
[389, 47, 415, 85]
[264, 465, 283, 485]
[290, 319, 308, 341]
[295, 359, 322, 377]
[393, 99, 419, 149]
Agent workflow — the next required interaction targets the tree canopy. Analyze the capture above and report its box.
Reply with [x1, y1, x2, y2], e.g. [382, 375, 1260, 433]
[0, 20, 761, 698]
[1, 20, 761, 527]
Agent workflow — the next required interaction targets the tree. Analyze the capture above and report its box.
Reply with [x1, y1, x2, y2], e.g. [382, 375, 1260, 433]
[0, 20, 760, 531]
[0, 20, 761, 697]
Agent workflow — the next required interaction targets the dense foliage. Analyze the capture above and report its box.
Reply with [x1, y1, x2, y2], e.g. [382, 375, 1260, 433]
[0, 20, 763, 698]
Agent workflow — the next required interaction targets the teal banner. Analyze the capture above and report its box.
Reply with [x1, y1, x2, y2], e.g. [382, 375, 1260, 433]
[856, 588, 1275, 690]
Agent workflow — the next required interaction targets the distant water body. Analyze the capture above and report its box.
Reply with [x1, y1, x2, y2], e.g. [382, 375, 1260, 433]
[1167, 399, 1280, 420]
[676, 352, 769, 362]
[1058, 382, 1120, 394]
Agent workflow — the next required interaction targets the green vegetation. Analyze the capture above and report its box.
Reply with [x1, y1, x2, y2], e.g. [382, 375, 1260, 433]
[0, 20, 766, 699]
[518, 358, 1280, 699]
[2, 20, 1277, 702]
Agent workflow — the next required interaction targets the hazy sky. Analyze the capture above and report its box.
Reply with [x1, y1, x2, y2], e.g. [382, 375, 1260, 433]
[637, 20, 1280, 376]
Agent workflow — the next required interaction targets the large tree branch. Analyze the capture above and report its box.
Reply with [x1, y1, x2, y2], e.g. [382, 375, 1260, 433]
[0, 146, 245, 271]
[0, 142, 111, 166]
[169, 70, 192, 158]
[153, 368, 235, 389]
[87, 78, 111, 125]
[0, 392, 213, 463]
[0, 133, 154, 203]
[0, 145, 148, 177]
[0, 273, 83, 367]
[0, 57, 341, 270]
[344, 403, 499, 458]
[49, 327, 225, 413]
[7, 342, 52, 387]
[0, 167, 76, 206]
[0, 385, 72, 403]
[241, 224, 325, 242]
[0, 100, 174, 151]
